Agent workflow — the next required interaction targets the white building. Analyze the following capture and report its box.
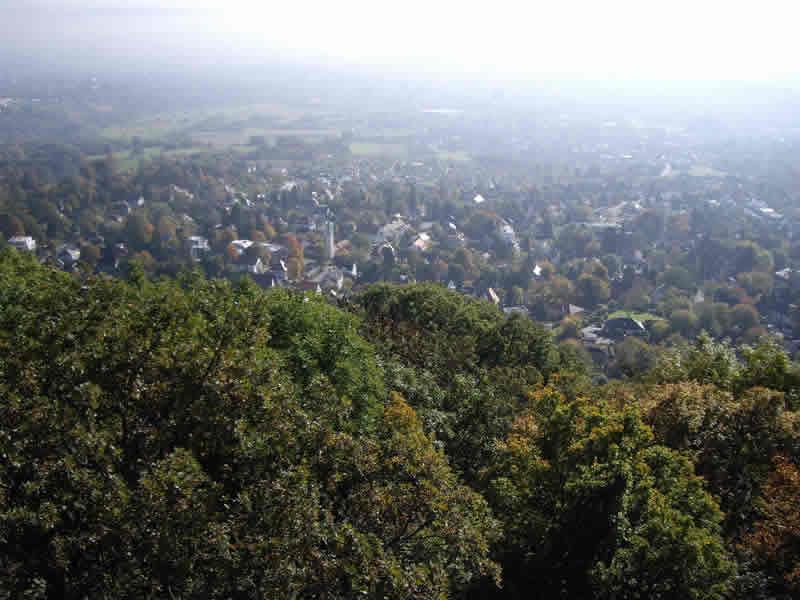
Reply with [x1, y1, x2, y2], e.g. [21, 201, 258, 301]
[189, 236, 210, 261]
[230, 239, 255, 255]
[8, 236, 36, 252]
[375, 220, 411, 245]
[501, 224, 516, 245]
[326, 220, 335, 260]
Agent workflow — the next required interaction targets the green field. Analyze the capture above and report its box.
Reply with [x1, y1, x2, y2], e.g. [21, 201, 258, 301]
[193, 128, 340, 146]
[88, 144, 257, 172]
[99, 102, 323, 141]
[688, 165, 727, 177]
[349, 141, 408, 158]
[607, 311, 665, 322]
[436, 150, 471, 162]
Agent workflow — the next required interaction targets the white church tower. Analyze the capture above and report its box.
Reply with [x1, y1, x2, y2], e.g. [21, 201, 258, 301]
[326, 219, 335, 261]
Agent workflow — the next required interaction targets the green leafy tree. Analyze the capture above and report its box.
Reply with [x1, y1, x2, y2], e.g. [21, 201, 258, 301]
[485, 385, 734, 600]
[575, 273, 610, 308]
[742, 456, 800, 596]
[0, 252, 499, 599]
[641, 382, 799, 533]
[731, 303, 760, 333]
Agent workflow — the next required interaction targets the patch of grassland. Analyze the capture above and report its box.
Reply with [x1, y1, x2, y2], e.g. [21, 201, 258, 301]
[349, 141, 408, 157]
[607, 310, 666, 322]
[688, 165, 726, 177]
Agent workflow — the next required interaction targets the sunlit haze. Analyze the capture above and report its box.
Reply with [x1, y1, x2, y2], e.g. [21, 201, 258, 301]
[4, 0, 799, 84]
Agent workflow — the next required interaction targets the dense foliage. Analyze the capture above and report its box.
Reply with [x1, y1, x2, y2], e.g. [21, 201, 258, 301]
[1, 251, 799, 598]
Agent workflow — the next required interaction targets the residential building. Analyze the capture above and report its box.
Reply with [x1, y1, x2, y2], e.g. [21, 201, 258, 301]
[8, 236, 36, 252]
[189, 236, 210, 261]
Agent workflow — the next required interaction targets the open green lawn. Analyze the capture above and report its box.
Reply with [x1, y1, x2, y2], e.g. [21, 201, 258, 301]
[99, 102, 325, 141]
[436, 150, 471, 162]
[688, 165, 727, 177]
[88, 144, 257, 172]
[350, 141, 408, 157]
[193, 128, 340, 146]
[607, 310, 665, 322]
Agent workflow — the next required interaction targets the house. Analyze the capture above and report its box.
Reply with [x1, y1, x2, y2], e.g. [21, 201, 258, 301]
[269, 258, 288, 283]
[170, 185, 195, 201]
[568, 304, 585, 317]
[409, 232, 432, 252]
[8, 236, 36, 252]
[295, 281, 322, 294]
[310, 266, 344, 291]
[109, 201, 131, 222]
[375, 219, 411, 245]
[189, 236, 210, 261]
[504, 306, 530, 317]
[603, 316, 646, 338]
[291, 215, 316, 233]
[445, 231, 467, 249]
[261, 243, 289, 261]
[57, 245, 81, 267]
[231, 256, 266, 275]
[230, 239, 255, 255]
[501, 223, 516, 246]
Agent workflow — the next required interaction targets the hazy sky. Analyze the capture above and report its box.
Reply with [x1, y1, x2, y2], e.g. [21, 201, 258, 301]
[4, 0, 799, 83]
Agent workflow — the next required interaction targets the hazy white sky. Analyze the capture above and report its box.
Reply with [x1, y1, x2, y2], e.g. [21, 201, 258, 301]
[7, 0, 800, 82]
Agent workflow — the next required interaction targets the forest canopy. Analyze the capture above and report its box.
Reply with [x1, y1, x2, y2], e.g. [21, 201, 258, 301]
[0, 250, 798, 599]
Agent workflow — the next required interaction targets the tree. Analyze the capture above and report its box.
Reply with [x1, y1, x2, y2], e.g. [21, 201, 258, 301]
[611, 337, 657, 378]
[454, 247, 475, 277]
[636, 210, 665, 240]
[0, 214, 24, 237]
[508, 285, 524, 306]
[622, 284, 651, 312]
[549, 276, 574, 307]
[130, 250, 156, 272]
[650, 332, 740, 391]
[244, 243, 269, 263]
[557, 316, 582, 341]
[485, 385, 734, 600]
[735, 241, 773, 274]
[732, 303, 760, 333]
[80, 243, 101, 266]
[382, 244, 396, 279]
[738, 271, 773, 297]
[285, 233, 304, 279]
[125, 213, 153, 248]
[286, 256, 303, 280]
[641, 381, 797, 533]
[601, 254, 620, 279]
[742, 456, 800, 596]
[736, 337, 800, 408]
[575, 274, 610, 308]
[589, 260, 609, 280]
[555, 224, 594, 261]
[0, 253, 501, 599]
[649, 319, 670, 342]
[262, 222, 276, 240]
[670, 309, 699, 337]
[558, 338, 593, 374]
[223, 243, 239, 263]
[661, 266, 694, 291]
[155, 215, 177, 247]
